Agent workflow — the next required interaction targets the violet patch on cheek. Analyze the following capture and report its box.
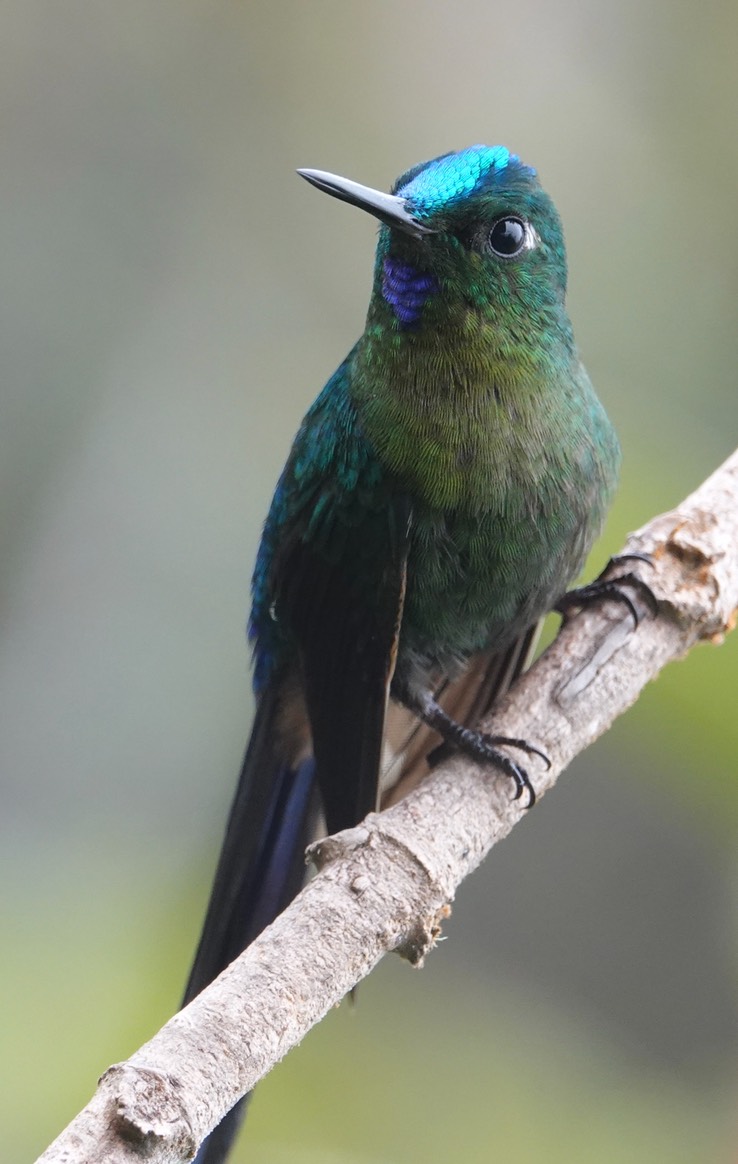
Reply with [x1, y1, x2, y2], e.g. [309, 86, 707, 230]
[382, 256, 438, 326]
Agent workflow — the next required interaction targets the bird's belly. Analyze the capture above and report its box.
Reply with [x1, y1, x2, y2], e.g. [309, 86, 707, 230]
[397, 496, 591, 677]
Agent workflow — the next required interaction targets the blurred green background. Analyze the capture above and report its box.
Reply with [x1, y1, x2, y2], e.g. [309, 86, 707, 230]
[3, 4, 738, 1162]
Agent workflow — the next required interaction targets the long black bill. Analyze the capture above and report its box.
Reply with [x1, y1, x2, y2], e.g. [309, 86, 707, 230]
[297, 167, 434, 241]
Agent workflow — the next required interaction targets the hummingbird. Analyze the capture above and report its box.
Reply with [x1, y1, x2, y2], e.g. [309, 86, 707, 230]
[183, 144, 622, 1163]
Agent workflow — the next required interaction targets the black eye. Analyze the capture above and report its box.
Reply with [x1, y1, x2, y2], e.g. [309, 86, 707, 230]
[488, 216, 528, 258]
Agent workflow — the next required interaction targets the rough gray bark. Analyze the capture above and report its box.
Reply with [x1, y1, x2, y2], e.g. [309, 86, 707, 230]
[37, 449, 738, 1164]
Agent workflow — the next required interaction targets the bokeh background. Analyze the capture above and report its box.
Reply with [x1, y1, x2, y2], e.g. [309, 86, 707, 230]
[3, 4, 738, 1162]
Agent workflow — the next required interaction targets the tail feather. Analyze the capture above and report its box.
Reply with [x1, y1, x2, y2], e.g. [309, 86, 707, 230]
[184, 682, 318, 1164]
[185, 628, 542, 1164]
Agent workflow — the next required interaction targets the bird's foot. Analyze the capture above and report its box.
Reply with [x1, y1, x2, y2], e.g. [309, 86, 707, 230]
[555, 553, 657, 627]
[400, 686, 547, 809]
[434, 724, 547, 808]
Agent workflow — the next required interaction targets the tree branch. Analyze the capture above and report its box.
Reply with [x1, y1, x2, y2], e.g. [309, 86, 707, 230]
[37, 448, 738, 1164]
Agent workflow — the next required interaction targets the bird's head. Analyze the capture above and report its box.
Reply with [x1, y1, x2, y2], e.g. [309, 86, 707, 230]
[299, 145, 569, 333]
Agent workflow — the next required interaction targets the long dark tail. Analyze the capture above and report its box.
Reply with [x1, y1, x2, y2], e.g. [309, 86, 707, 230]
[183, 683, 318, 1164]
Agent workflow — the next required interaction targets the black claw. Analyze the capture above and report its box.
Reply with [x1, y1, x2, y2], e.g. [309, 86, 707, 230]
[604, 554, 659, 617]
[480, 733, 551, 771]
[609, 551, 654, 570]
[474, 739, 537, 808]
[425, 731, 540, 808]
[504, 759, 535, 808]
[556, 556, 658, 628]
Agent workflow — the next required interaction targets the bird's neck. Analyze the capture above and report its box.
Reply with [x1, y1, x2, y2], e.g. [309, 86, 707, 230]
[350, 284, 584, 512]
